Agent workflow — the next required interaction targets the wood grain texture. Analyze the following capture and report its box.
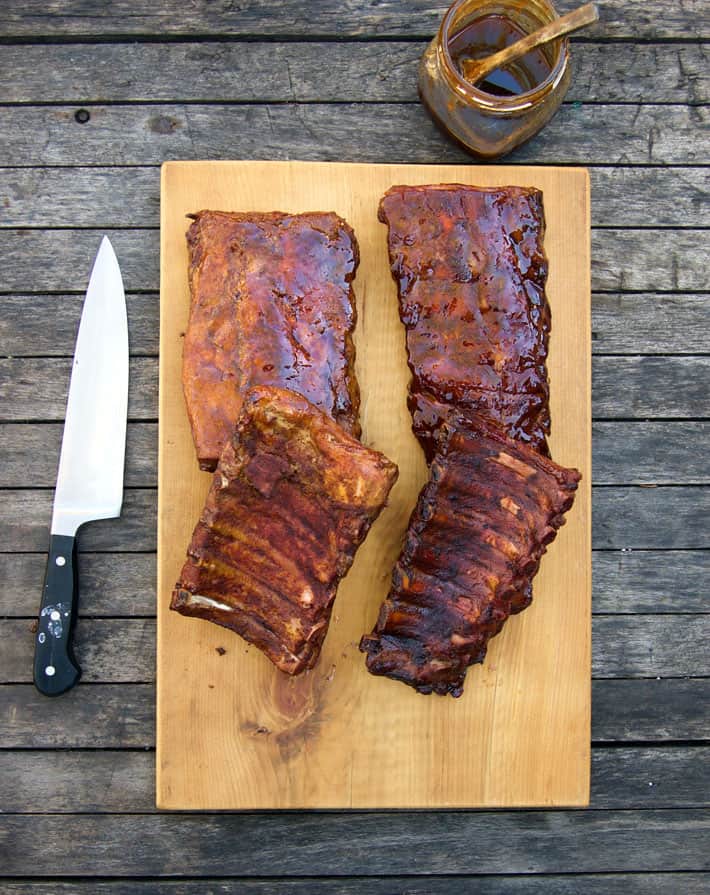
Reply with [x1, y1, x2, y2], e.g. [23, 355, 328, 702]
[0, 293, 159, 356]
[3, 167, 708, 229]
[3, 291, 708, 358]
[593, 488, 710, 549]
[0, 486, 703, 553]
[3, 679, 706, 748]
[0, 877, 708, 895]
[2, 549, 705, 617]
[0, 105, 706, 168]
[5, 356, 710, 420]
[7, 879, 710, 895]
[3, 227, 705, 294]
[593, 551, 709, 614]
[1, 811, 708, 876]
[1, 747, 708, 813]
[1, 42, 707, 104]
[5, 421, 708, 487]
[0, 423, 157, 487]
[0, 0, 706, 38]
[592, 294, 710, 354]
[0, 489, 156, 552]
[0, 553, 156, 616]
[0, 0, 707, 885]
[7, 615, 704, 684]
[157, 160, 592, 809]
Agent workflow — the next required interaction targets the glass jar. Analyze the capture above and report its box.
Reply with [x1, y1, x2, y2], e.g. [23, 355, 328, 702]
[418, 0, 572, 159]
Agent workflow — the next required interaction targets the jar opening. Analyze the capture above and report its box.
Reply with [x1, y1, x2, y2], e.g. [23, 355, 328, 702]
[439, 0, 569, 111]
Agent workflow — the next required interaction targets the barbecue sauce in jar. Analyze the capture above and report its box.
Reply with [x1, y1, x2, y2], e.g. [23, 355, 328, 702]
[418, 0, 571, 159]
[447, 14, 553, 97]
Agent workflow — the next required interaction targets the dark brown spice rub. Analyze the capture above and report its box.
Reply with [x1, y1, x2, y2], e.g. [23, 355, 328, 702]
[183, 210, 361, 471]
[172, 386, 398, 676]
[378, 183, 551, 462]
[360, 415, 579, 697]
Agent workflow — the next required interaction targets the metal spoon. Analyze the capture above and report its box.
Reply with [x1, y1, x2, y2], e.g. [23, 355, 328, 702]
[461, 2, 599, 87]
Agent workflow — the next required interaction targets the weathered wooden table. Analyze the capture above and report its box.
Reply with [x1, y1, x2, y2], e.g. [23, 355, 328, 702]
[1, 2, 708, 891]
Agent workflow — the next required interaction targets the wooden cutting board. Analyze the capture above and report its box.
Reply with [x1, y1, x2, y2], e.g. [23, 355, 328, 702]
[157, 160, 591, 809]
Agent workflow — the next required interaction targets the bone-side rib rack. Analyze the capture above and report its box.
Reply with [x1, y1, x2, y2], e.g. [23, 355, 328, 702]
[360, 415, 579, 697]
[172, 386, 398, 675]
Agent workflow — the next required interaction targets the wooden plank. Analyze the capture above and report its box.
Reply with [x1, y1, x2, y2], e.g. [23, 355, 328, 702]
[2, 616, 707, 684]
[593, 551, 709, 614]
[0, 358, 159, 420]
[2, 228, 708, 300]
[0, 684, 156, 748]
[0, 876, 708, 895]
[3, 291, 708, 358]
[0, 292, 159, 356]
[0, 0, 705, 38]
[4, 422, 709, 487]
[593, 358, 710, 419]
[593, 423, 710, 485]
[0, 104, 705, 168]
[0, 552, 156, 616]
[593, 487, 710, 550]
[592, 616, 710, 678]
[0, 811, 708, 876]
[0, 486, 704, 553]
[3, 679, 706, 748]
[2, 619, 156, 683]
[0, 42, 707, 104]
[0, 423, 157, 487]
[0, 489, 157, 552]
[1, 747, 707, 813]
[157, 161, 592, 810]
[593, 293, 710, 354]
[593, 679, 710, 741]
[5, 356, 710, 421]
[3, 167, 708, 229]
[2, 549, 706, 617]
[591, 747, 710, 809]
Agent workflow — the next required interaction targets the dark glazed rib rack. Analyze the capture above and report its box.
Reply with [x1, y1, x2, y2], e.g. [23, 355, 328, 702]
[172, 386, 398, 676]
[378, 184, 551, 462]
[183, 210, 361, 471]
[360, 415, 579, 697]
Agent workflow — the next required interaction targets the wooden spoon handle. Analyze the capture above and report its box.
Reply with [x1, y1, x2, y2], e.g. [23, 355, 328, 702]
[462, 3, 599, 85]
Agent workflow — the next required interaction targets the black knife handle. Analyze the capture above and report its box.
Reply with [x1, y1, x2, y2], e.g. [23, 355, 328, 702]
[33, 534, 81, 696]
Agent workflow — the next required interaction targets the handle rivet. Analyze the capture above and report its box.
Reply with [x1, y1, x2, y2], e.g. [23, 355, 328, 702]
[55, 556, 66, 567]
[50, 610, 61, 621]
[45, 665, 56, 676]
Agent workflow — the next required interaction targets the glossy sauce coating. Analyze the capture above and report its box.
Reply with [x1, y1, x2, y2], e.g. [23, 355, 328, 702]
[448, 14, 552, 96]
[360, 415, 579, 697]
[379, 184, 551, 462]
[172, 387, 398, 676]
[184, 210, 361, 471]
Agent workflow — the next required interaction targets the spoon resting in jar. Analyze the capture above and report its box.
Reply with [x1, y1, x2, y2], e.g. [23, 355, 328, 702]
[460, 2, 599, 88]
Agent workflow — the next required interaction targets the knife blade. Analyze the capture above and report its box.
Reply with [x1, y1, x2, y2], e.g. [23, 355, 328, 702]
[33, 236, 128, 696]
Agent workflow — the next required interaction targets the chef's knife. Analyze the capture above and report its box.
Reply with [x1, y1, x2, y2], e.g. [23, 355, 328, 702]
[33, 236, 128, 696]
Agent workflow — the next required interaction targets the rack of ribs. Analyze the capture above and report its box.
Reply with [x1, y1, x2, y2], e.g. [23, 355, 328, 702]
[183, 210, 361, 471]
[172, 386, 398, 676]
[378, 184, 551, 463]
[360, 415, 579, 697]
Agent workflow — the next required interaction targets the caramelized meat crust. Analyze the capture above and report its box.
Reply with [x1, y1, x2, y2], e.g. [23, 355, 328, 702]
[183, 210, 361, 471]
[360, 415, 579, 697]
[378, 184, 551, 462]
[172, 386, 398, 675]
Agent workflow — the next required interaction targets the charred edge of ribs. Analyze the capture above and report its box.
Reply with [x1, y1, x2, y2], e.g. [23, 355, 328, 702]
[360, 413, 579, 697]
[378, 183, 551, 463]
[183, 210, 361, 471]
[172, 385, 398, 676]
